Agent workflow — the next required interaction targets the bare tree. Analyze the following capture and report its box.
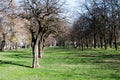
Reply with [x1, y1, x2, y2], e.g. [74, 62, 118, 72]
[18, 0, 65, 68]
[72, 0, 120, 50]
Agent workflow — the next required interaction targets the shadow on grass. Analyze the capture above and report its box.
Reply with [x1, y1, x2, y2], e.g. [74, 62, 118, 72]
[110, 73, 120, 79]
[63, 53, 120, 79]
[0, 50, 32, 68]
[3, 49, 32, 59]
[0, 60, 32, 68]
[45, 47, 74, 54]
[5, 53, 33, 59]
[65, 53, 120, 63]
[5, 50, 31, 54]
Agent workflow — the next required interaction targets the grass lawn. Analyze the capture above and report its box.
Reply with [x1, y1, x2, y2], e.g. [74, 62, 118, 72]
[0, 47, 120, 80]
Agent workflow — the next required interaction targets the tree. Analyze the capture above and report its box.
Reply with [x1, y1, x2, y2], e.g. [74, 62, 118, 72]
[18, 0, 65, 68]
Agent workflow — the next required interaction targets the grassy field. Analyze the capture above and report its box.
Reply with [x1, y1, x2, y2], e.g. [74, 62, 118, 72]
[0, 47, 120, 80]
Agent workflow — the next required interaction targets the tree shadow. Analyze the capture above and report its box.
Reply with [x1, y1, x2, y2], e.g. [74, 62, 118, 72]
[5, 53, 33, 59]
[5, 50, 31, 54]
[110, 73, 120, 79]
[63, 53, 120, 69]
[63, 53, 120, 79]
[0, 60, 32, 68]
[1, 50, 32, 68]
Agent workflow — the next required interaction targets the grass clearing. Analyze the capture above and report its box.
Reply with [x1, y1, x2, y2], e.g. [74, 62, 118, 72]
[0, 47, 120, 80]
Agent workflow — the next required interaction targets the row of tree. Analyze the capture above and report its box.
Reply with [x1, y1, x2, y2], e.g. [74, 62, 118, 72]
[71, 0, 120, 50]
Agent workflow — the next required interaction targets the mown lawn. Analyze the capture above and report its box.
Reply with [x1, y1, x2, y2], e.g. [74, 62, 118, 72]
[0, 47, 120, 80]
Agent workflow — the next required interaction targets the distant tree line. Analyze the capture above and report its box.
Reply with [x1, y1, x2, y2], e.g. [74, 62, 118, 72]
[71, 0, 120, 50]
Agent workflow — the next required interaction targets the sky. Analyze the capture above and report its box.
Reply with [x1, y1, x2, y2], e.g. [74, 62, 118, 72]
[65, 0, 85, 23]
[66, 0, 81, 8]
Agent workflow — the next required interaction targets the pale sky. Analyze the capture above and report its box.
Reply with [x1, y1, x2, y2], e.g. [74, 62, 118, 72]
[66, 0, 79, 7]
[65, 0, 85, 23]
[66, 0, 85, 9]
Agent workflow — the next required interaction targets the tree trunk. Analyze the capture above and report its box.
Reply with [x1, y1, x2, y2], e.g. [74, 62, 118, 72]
[109, 38, 112, 48]
[0, 40, 5, 51]
[81, 38, 84, 51]
[104, 37, 107, 50]
[100, 36, 103, 48]
[109, 32, 113, 48]
[38, 42, 44, 58]
[32, 39, 40, 68]
[113, 26, 117, 50]
[114, 39, 117, 50]
[93, 33, 96, 48]
[85, 37, 88, 49]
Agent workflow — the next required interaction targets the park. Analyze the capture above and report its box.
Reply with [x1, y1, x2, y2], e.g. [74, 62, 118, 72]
[0, 0, 120, 80]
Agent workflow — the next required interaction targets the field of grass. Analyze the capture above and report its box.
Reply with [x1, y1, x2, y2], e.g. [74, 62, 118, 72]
[0, 47, 120, 80]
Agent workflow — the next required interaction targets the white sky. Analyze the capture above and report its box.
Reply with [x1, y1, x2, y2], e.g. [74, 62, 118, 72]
[66, 0, 79, 7]
[65, 0, 85, 23]
[66, 0, 85, 9]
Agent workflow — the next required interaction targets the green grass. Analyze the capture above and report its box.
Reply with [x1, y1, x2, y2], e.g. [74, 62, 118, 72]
[0, 47, 120, 80]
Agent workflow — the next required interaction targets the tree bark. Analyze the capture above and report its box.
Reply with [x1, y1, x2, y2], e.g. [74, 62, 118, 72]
[38, 41, 44, 58]
[100, 36, 103, 48]
[0, 40, 5, 51]
[32, 38, 40, 68]
[104, 37, 107, 50]
[113, 25, 117, 50]
[93, 33, 96, 48]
